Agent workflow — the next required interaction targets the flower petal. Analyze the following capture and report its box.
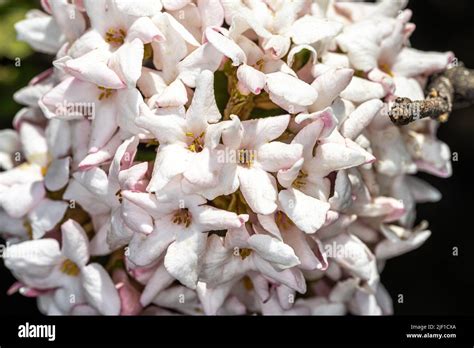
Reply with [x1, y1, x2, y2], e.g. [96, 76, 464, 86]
[392, 47, 454, 77]
[108, 208, 134, 250]
[127, 17, 165, 43]
[63, 49, 125, 89]
[252, 257, 306, 293]
[20, 122, 49, 167]
[340, 76, 387, 103]
[265, 72, 317, 111]
[136, 105, 187, 144]
[204, 27, 246, 66]
[291, 16, 343, 45]
[241, 114, 290, 149]
[340, 99, 383, 140]
[4, 238, 62, 279]
[197, 0, 224, 28]
[81, 263, 121, 315]
[248, 234, 300, 269]
[177, 42, 223, 87]
[140, 263, 175, 306]
[237, 64, 266, 95]
[192, 204, 246, 231]
[108, 39, 144, 88]
[88, 100, 119, 153]
[279, 188, 330, 234]
[44, 157, 70, 192]
[15, 11, 64, 54]
[28, 199, 68, 239]
[0, 181, 45, 219]
[257, 142, 302, 173]
[186, 70, 222, 129]
[156, 79, 189, 108]
[128, 218, 177, 266]
[122, 199, 154, 235]
[283, 227, 328, 271]
[115, 0, 163, 16]
[375, 230, 431, 260]
[196, 280, 235, 315]
[61, 219, 90, 267]
[238, 166, 278, 215]
[147, 144, 190, 192]
[162, 0, 192, 11]
[310, 68, 353, 111]
[63, 179, 111, 216]
[310, 141, 370, 177]
[164, 227, 207, 289]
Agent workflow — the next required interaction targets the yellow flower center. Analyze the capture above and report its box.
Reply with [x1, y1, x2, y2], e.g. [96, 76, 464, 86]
[40, 166, 48, 177]
[238, 248, 252, 260]
[115, 190, 123, 203]
[380, 63, 395, 77]
[60, 259, 80, 277]
[186, 132, 205, 153]
[105, 28, 126, 46]
[237, 149, 255, 167]
[23, 221, 33, 240]
[242, 275, 254, 290]
[98, 86, 115, 100]
[172, 208, 192, 228]
[292, 170, 308, 189]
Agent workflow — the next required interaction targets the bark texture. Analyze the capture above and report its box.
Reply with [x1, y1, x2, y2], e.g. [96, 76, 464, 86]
[388, 65, 474, 126]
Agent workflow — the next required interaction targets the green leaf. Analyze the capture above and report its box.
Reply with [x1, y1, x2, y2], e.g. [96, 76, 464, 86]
[291, 48, 312, 71]
[214, 70, 229, 116]
[251, 107, 287, 118]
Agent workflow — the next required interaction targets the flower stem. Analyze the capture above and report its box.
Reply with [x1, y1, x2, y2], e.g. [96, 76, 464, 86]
[388, 64, 474, 125]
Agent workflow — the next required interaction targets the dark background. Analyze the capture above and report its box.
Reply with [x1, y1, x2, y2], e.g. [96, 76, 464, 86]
[0, 0, 473, 316]
[382, 0, 474, 315]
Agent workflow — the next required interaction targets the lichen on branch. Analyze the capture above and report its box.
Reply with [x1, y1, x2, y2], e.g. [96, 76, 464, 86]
[388, 65, 474, 126]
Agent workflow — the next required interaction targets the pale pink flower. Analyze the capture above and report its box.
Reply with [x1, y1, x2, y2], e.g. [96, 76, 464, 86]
[122, 179, 247, 288]
[4, 219, 121, 315]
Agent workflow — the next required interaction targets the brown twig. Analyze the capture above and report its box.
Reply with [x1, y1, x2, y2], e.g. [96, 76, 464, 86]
[222, 60, 255, 120]
[388, 65, 474, 126]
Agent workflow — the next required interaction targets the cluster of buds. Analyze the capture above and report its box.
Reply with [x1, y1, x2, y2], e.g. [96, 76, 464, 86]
[0, 0, 453, 315]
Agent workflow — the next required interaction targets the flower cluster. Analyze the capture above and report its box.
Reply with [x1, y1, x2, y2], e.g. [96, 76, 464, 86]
[0, 0, 453, 315]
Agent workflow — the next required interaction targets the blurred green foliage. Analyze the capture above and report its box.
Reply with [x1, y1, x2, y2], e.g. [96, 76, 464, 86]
[0, 0, 49, 129]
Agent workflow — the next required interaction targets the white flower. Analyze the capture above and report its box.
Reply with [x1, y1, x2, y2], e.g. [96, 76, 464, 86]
[1, 0, 457, 316]
[136, 70, 225, 192]
[200, 225, 305, 297]
[4, 219, 121, 315]
[222, 0, 342, 59]
[124, 178, 247, 289]
[213, 113, 303, 214]
[0, 122, 69, 240]
[15, 0, 86, 54]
